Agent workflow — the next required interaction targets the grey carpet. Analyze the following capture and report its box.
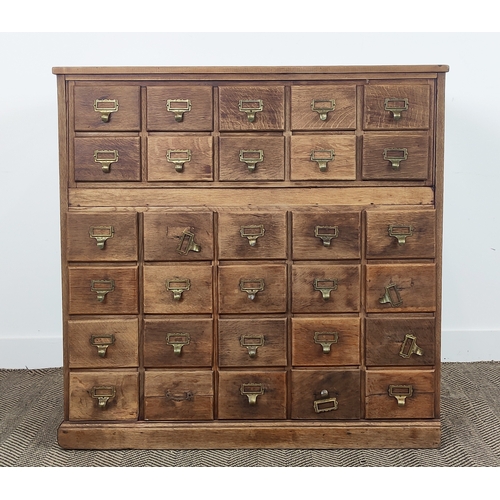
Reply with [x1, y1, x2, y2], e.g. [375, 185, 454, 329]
[1, 362, 499, 466]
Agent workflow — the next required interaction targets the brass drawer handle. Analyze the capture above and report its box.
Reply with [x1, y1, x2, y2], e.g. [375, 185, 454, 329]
[383, 148, 408, 170]
[89, 225, 114, 250]
[93, 99, 118, 122]
[240, 383, 264, 405]
[166, 149, 191, 173]
[314, 332, 339, 354]
[176, 228, 201, 255]
[314, 225, 338, 247]
[166, 99, 192, 122]
[313, 389, 338, 413]
[239, 149, 264, 172]
[313, 278, 338, 300]
[90, 386, 116, 409]
[388, 224, 414, 245]
[165, 390, 194, 402]
[166, 278, 191, 301]
[90, 279, 115, 302]
[166, 333, 191, 356]
[238, 99, 263, 123]
[311, 98, 335, 121]
[240, 224, 265, 247]
[384, 97, 409, 121]
[310, 149, 335, 172]
[89, 334, 115, 358]
[240, 335, 265, 358]
[379, 283, 403, 308]
[399, 334, 424, 359]
[94, 149, 118, 173]
[239, 278, 265, 301]
[388, 384, 413, 406]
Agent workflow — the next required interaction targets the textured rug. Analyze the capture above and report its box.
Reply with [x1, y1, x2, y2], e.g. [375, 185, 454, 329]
[1, 362, 499, 466]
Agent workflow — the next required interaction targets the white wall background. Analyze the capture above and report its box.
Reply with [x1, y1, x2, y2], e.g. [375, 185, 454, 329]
[0, 32, 499, 368]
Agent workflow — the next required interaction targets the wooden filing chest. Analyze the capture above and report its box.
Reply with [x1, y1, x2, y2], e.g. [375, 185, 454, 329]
[53, 65, 448, 449]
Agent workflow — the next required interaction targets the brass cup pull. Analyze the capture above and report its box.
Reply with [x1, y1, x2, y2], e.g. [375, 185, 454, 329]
[239, 278, 265, 301]
[89, 334, 115, 358]
[90, 279, 115, 302]
[165, 390, 194, 402]
[94, 149, 119, 173]
[313, 278, 338, 300]
[310, 149, 335, 172]
[166, 149, 192, 173]
[311, 98, 336, 121]
[166, 333, 191, 356]
[240, 335, 265, 358]
[240, 224, 265, 247]
[239, 149, 264, 172]
[238, 99, 263, 123]
[240, 383, 264, 405]
[314, 332, 339, 354]
[313, 389, 338, 413]
[166, 99, 192, 122]
[89, 225, 114, 250]
[379, 283, 403, 308]
[384, 97, 409, 121]
[91, 386, 116, 409]
[388, 384, 413, 406]
[383, 148, 408, 170]
[93, 99, 119, 122]
[166, 278, 191, 301]
[176, 228, 201, 255]
[400, 334, 424, 359]
[314, 225, 339, 247]
[388, 224, 414, 245]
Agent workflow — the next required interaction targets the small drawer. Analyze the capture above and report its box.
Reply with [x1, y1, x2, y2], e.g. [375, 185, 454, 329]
[67, 212, 138, 262]
[290, 135, 356, 181]
[144, 371, 214, 421]
[291, 85, 357, 130]
[219, 136, 284, 181]
[68, 318, 139, 369]
[366, 264, 436, 313]
[218, 371, 286, 420]
[144, 318, 213, 368]
[69, 371, 139, 421]
[68, 266, 138, 315]
[147, 136, 213, 182]
[366, 209, 436, 259]
[219, 86, 284, 131]
[365, 369, 436, 419]
[291, 318, 360, 367]
[292, 211, 360, 260]
[218, 212, 287, 260]
[74, 85, 141, 131]
[219, 264, 287, 314]
[291, 369, 361, 420]
[291, 264, 360, 313]
[362, 132, 430, 180]
[219, 318, 287, 367]
[146, 86, 213, 131]
[74, 137, 141, 182]
[363, 84, 431, 130]
[143, 212, 214, 261]
[365, 317, 436, 367]
[143, 264, 213, 314]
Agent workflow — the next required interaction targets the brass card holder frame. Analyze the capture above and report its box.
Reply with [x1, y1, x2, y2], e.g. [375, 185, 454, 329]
[314, 225, 339, 247]
[166, 333, 191, 356]
[238, 99, 263, 122]
[166, 278, 191, 301]
[94, 149, 119, 173]
[240, 335, 265, 358]
[240, 224, 265, 247]
[89, 334, 115, 358]
[313, 278, 338, 300]
[91, 386, 116, 409]
[388, 224, 414, 245]
[239, 149, 264, 172]
[165, 390, 194, 402]
[310, 149, 335, 172]
[399, 334, 424, 359]
[379, 283, 403, 307]
[313, 390, 338, 413]
[383, 147, 408, 169]
[90, 279, 115, 302]
[93, 99, 119, 122]
[176, 228, 201, 255]
[89, 225, 114, 250]
[311, 98, 336, 121]
[166, 149, 191, 172]
[314, 332, 339, 354]
[239, 278, 265, 301]
[384, 97, 409, 121]
[166, 99, 192, 122]
[388, 384, 413, 406]
[240, 383, 264, 405]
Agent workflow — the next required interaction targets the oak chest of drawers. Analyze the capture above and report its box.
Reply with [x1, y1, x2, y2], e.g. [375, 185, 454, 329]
[53, 65, 448, 449]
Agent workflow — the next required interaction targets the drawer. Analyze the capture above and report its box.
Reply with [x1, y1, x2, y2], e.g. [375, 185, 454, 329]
[143, 264, 212, 314]
[68, 371, 139, 421]
[291, 318, 360, 367]
[218, 212, 287, 260]
[68, 266, 138, 315]
[144, 371, 214, 421]
[365, 369, 435, 419]
[291, 369, 361, 420]
[74, 85, 141, 131]
[147, 136, 213, 182]
[219, 136, 284, 181]
[218, 371, 286, 420]
[218, 318, 287, 367]
[366, 209, 436, 259]
[146, 86, 213, 131]
[291, 85, 357, 130]
[143, 212, 214, 261]
[366, 264, 436, 313]
[290, 135, 356, 181]
[67, 212, 138, 262]
[144, 318, 213, 368]
[74, 137, 141, 182]
[219, 264, 287, 314]
[291, 264, 360, 313]
[219, 86, 284, 131]
[362, 132, 430, 180]
[67, 318, 139, 368]
[365, 317, 436, 367]
[292, 211, 360, 260]
[363, 84, 431, 130]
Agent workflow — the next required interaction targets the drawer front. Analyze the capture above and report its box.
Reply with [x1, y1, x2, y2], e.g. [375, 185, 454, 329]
[365, 317, 436, 367]
[143, 264, 213, 314]
[292, 265, 360, 313]
[290, 135, 356, 181]
[366, 209, 436, 259]
[363, 84, 431, 130]
[218, 318, 287, 367]
[74, 137, 141, 182]
[291, 85, 357, 130]
[146, 86, 213, 131]
[365, 369, 435, 419]
[144, 371, 214, 421]
[68, 266, 138, 315]
[218, 371, 286, 419]
[74, 85, 141, 131]
[147, 136, 213, 182]
[218, 212, 287, 260]
[362, 132, 430, 180]
[291, 370, 361, 420]
[143, 212, 214, 262]
[219, 136, 284, 181]
[69, 371, 139, 421]
[68, 318, 139, 369]
[219, 86, 285, 131]
[144, 319, 213, 368]
[291, 318, 360, 367]
[67, 213, 138, 262]
[292, 211, 360, 260]
[366, 264, 436, 313]
[219, 264, 287, 314]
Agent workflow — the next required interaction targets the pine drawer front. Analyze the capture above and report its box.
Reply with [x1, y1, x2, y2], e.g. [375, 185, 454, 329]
[68, 318, 139, 369]
[365, 369, 435, 419]
[144, 371, 214, 421]
[144, 319, 213, 368]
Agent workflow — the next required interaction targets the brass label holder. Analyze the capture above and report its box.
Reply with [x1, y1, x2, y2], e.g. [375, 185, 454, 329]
[388, 384, 413, 406]
[166, 333, 191, 356]
[238, 99, 263, 122]
[240, 383, 264, 405]
[388, 224, 414, 245]
[311, 99, 336, 121]
[314, 225, 339, 247]
[94, 149, 119, 173]
[313, 278, 338, 300]
[90, 279, 115, 302]
[166, 149, 192, 172]
[166, 278, 191, 301]
[166, 99, 192, 122]
[314, 332, 339, 354]
[176, 228, 201, 255]
[399, 334, 424, 358]
[384, 97, 409, 121]
[240, 224, 265, 246]
[240, 335, 265, 358]
[313, 389, 338, 413]
[165, 390, 194, 402]
[89, 225, 114, 250]
[89, 334, 115, 358]
[239, 278, 265, 301]
[383, 147, 408, 169]
[379, 283, 403, 307]
[239, 149, 264, 172]
[91, 386, 116, 409]
[310, 149, 335, 172]
[93, 99, 119, 122]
